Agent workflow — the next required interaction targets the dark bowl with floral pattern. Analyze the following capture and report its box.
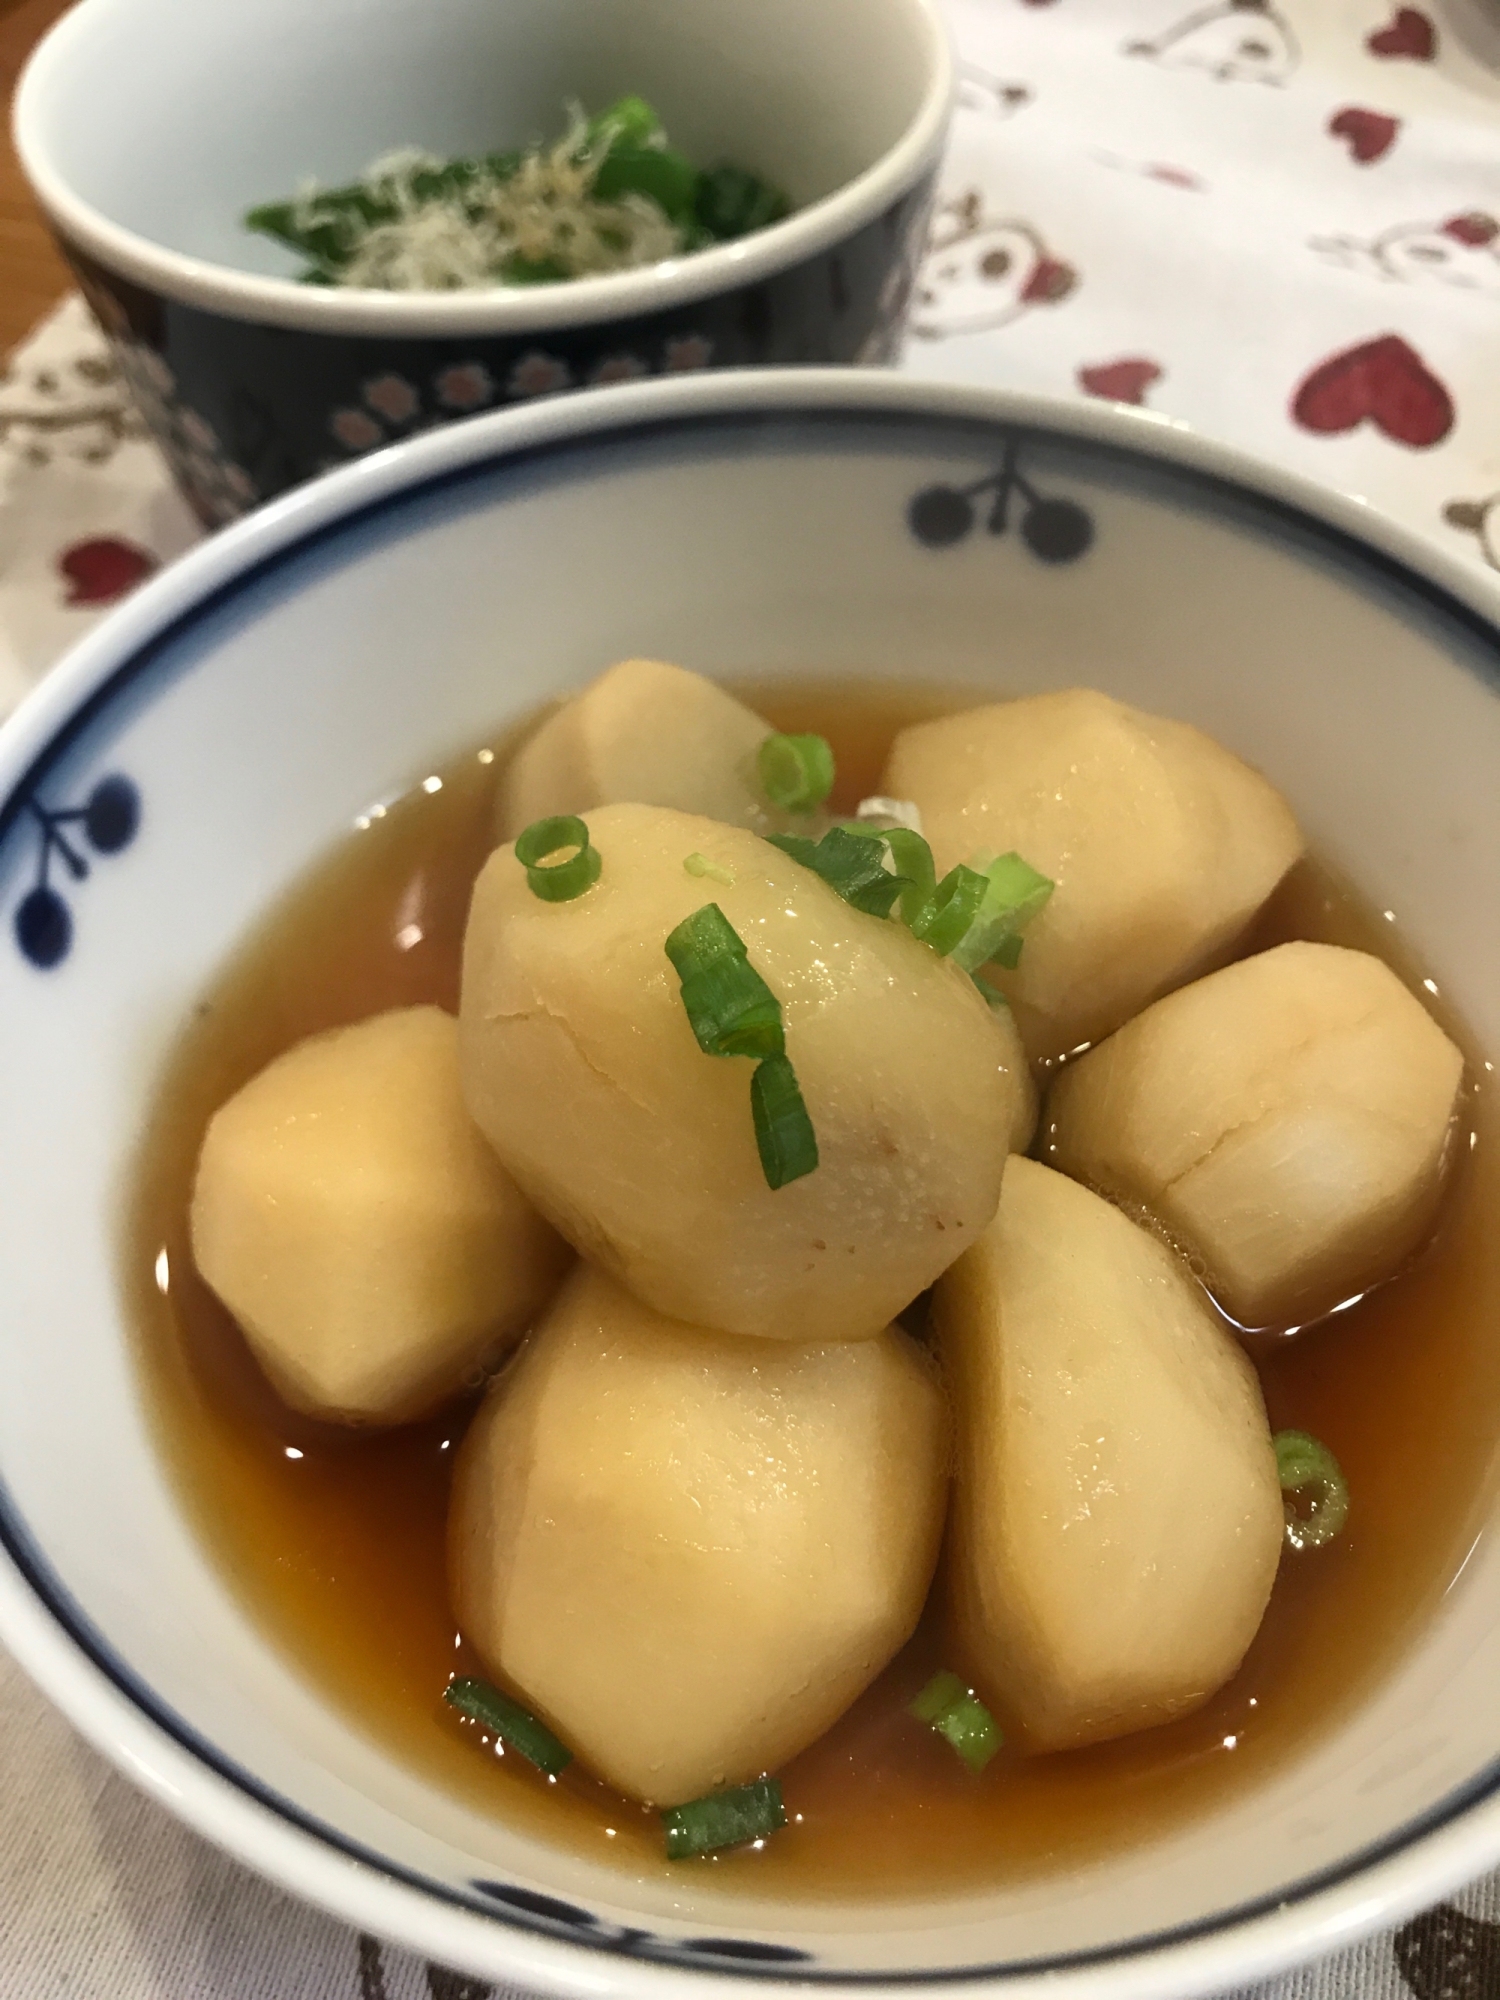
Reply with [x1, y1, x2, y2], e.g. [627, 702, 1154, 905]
[14, 0, 951, 528]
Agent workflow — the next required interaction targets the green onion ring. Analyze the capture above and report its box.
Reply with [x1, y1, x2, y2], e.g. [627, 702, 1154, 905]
[908, 1670, 1003, 1774]
[758, 732, 835, 814]
[909, 1669, 967, 1723]
[1274, 1429, 1350, 1552]
[514, 814, 601, 902]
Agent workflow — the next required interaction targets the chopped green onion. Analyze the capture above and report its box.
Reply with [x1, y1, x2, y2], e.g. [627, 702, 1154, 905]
[908, 1670, 1003, 1774]
[908, 852, 1053, 971]
[990, 934, 1024, 970]
[757, 732, 835, 814]
[665, 906, 819, 1186]
[815, 822, 937, 927]
[750, 1052, 820, 1189]
[665, 904, 784, 1060]
[664, 900, 743, 973]
[766, 832, 818, 870]
[766, 823, 1050, 977]
[880, 827, 937, 926]
[682, 957, 785, 1060]
[935, 1696, 1004, 1774]
[766, 825, 907, 919]
[820, 828, 908, 917]
[444, 1677, 573, 1775]
[974, 850, 1055, 921]
[947, 852, 1055, 974]
[514, 815, 601, 902]
[909, 1668, 968, 1723]
[910, 863, 989, 956]
[1274, 1430, 1350, 1552]
[661, 1777, 786, 1859]
[684, 852, 736, 886]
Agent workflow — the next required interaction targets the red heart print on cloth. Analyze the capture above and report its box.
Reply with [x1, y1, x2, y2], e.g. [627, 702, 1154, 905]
[1445, 213, 1500, 247]
[1329, 107, 1401, 162]
[57, 537, 158, 606]
[1291, 335, 1454, 448]
[1367, 7, 1438, 59]
[1079, 358, 1164, 404]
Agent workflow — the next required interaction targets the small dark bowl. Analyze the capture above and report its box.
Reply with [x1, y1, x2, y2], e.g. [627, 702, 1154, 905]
[14, 0, 952, 526]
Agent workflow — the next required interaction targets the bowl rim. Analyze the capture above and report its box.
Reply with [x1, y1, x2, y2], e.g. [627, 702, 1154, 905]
[4, 368, 1500, 1998]
[11, 0, 953, 337]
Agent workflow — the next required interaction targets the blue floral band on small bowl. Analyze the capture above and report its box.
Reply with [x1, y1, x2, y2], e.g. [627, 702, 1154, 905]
[60, 181, 935, 528]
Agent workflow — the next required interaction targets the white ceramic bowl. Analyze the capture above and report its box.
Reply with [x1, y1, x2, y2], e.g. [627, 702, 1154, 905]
[3, 371, 1500, 1999]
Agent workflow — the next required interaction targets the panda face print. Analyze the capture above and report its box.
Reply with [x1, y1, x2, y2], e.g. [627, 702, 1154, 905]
[1126, 1, 1299, 84]
[1376, 221, 1500, 294]
[914, 221, 1066, 338]
[1312, 214, 1500, 296]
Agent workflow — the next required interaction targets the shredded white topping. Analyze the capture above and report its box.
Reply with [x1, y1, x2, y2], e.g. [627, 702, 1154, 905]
[295, 111, 687, 292]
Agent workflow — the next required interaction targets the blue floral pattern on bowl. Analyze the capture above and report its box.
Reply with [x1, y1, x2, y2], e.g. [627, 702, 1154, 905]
[323, 332, 718, 468]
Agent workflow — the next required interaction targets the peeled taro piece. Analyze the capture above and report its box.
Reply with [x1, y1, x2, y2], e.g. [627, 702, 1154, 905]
[1046, 941, 1465, 1328]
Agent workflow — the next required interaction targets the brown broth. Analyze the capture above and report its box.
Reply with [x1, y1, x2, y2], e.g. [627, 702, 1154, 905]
[122, 683, 1500, 1898]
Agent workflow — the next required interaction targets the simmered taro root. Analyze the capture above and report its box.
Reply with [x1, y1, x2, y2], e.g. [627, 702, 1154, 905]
[882, 689, 1303, 1061]
[190, 1007, 569, 1423]
[450, 1264, 947, 1805]
[497, 658, 771, 839]
[460, 803, 1022, 1341]
[993, 997, 1038, 1153]
[1047, 941, 1465, 1329]
[935, 1157, 1282, 1751]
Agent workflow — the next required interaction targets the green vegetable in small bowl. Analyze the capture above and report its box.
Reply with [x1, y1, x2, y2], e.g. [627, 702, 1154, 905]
[245, 95, 792, 291]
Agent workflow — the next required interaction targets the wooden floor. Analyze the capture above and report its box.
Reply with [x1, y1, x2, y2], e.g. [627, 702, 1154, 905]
[1, 0, 75, 356]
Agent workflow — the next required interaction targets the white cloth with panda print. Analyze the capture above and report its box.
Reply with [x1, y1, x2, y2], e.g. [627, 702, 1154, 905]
[5, 5, 1500, 2000]
[903, 0, 1500, 581]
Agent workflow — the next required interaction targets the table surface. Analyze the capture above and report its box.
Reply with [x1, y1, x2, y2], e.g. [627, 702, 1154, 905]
[1, 0, 73, 357]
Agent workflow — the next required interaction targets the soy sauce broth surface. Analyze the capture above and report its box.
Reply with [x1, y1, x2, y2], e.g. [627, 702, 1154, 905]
[123, 681, 1500, 1896]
